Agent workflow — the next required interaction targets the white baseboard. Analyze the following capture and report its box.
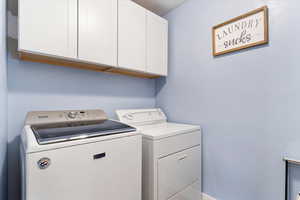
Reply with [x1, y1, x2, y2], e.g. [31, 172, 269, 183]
[202, 193, 217, 200]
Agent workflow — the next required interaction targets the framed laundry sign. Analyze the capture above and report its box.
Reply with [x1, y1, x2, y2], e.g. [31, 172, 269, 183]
[212, 6, 268, 56]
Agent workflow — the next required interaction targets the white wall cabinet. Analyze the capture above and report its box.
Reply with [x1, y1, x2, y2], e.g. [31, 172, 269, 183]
[118, 0, 146, 72]
[146, 11, 168, 76]
[19, 0, 77, 59]
[18, 0, 168, 78]
[78, 0, 117, 66]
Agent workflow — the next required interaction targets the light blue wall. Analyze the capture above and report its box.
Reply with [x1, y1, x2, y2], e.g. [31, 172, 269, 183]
[0, 0, 7, 199]
[156, 0, 300, 200]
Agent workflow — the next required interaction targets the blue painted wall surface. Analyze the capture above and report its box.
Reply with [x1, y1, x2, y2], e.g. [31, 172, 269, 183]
[0, 0, 7, 199]
[156, 0, 300, 200]
[7, 33, 155, 200]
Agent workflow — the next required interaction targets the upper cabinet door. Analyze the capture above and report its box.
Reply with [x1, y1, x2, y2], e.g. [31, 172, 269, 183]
[78, 0, 117, 66]
[19, 0, 77, 59]
[118, 0, 146, 72]
[146, 11, 168, 76]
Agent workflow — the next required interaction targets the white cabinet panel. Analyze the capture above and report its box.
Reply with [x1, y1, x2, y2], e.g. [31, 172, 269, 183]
[19, 0, 77, 59]
[118, 0, 146, 71]
[158, 146, 201, 200]
[146, 11, 168, 76]
[78, 0, 117, 66]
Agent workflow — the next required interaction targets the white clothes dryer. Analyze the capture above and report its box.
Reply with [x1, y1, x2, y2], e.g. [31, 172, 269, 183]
[117, 108, 202, 200]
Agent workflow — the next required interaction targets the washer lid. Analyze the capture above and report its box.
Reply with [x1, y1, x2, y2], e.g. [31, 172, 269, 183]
[137, 122, 200, 140]
[31, 120, 136, 145]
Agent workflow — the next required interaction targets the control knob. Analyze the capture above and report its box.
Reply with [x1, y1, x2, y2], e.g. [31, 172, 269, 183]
[68, 111, 78, 119]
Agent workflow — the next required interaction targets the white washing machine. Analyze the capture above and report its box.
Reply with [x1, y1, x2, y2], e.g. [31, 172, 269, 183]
[20, 109, 142, 200]
[116, 108, 202, 200]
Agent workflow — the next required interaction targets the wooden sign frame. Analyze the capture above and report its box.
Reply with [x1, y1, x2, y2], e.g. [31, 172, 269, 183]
[212, 6, 269, 56]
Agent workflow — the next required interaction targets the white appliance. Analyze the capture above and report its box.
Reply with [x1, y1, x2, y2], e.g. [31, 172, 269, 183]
[116, 108, 202, 200]
[20, 109, 142, 200]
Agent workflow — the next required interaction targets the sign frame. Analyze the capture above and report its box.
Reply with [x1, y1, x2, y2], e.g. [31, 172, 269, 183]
[212, 6, 269, 56]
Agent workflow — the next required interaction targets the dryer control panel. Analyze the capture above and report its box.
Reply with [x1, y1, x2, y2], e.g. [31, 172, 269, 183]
[116, 108, 167, 125]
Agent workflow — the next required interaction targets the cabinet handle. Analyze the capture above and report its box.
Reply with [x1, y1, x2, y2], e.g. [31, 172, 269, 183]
[178, 155, 188, 161]
[93, 153, 106, 160]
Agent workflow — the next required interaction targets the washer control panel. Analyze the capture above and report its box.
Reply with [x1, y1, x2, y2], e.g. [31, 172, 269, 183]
[65, 111, 87, 120]
[25, 109, 108, 125]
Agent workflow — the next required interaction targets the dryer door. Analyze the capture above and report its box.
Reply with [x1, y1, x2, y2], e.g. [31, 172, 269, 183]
[157, 146, 201, 200]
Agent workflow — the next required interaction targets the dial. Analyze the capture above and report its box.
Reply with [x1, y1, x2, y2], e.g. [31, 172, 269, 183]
[68, 111, 78, 119]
